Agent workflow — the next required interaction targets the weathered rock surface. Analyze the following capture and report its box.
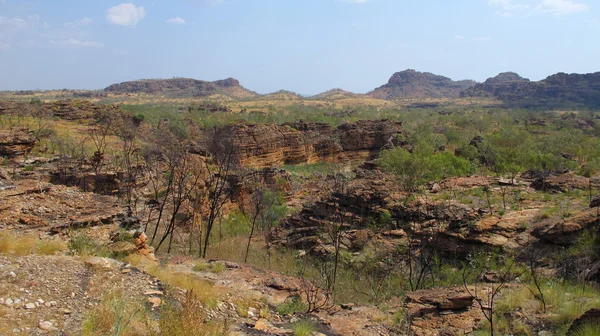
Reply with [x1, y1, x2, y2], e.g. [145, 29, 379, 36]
[0, 99, 125, 121]
[525, 171, 600, 193]
[0, 179, 127, 232]
[368, 69, 477, 100]
[272, 169, 398, 254]
[0, 127, 37, 158]
[533, 209, 600, 246]
[405, 287, 483, 336]
[213, 120, 403, 168]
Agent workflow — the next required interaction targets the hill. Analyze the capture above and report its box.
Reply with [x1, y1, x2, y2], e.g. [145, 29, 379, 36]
[461, 71, 600, 108]
[258, 90, 303, 100]
[104, 77, 258, 99]
[310, 88, 360, 100]
[368, 69, 477, 100]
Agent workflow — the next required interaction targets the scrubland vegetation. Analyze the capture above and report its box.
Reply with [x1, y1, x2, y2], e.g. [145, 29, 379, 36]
[2, 94, 600, 335]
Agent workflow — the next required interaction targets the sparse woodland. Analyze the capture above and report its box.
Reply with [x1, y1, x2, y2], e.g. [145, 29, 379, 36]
[1, 93, 600, 336]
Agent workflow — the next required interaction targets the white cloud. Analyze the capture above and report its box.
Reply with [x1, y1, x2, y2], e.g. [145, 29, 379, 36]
[50, 38, 104, 48]
[454, 34, 466, 40]
[0, 16, 28, 50]
[166, 17, 186, 24]
[65, 18, 92, 28]
[489, 0, 589, 16]
[489, 0, 530, 11]
[0, 16, 27, 30]
[535, 0, 588, 16]
[106, 3, 146, 26]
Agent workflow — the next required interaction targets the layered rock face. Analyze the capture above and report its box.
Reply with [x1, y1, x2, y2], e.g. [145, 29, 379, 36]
[213, 120, 403, 168]
[368, 69, 477, 99]
[0, 127, 37, 158]
[461, 71, 600, 108]
[0, 100, 130, 122]
[405, 287, 484, 336]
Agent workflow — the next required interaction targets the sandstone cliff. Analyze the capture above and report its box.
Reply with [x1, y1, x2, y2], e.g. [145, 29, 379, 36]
[212, 120, 403, 168]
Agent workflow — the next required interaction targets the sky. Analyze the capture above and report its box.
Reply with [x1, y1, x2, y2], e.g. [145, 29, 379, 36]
[0, 0, 598, 94]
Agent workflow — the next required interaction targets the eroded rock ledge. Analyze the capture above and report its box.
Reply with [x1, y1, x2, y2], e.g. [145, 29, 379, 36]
[212, 119, 403, 168]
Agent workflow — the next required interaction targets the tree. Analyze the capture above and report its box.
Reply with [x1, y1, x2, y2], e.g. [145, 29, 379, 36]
[462, 252, 523, 336]
[201, 136, 235, 258]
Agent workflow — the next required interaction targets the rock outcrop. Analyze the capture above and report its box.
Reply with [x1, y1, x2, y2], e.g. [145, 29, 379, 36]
[368, 70, 477, 100]
[104, 77, 257, 99]
[525, 172, 600, 193]
[0, 127, 37, 158]
[213, 120, 403, 168]
[0, 179, 124, 232]
[533, 209, 600, 246]
[461, 71, 600, 109]
[405, 287, 484, 336]
[0, 100, 133, 122]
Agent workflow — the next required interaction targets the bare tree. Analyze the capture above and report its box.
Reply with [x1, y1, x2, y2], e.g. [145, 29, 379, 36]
[462, 252, 523, 336]
[520, 245, 547, 313]
[242, 188, 266, 263]
[155, 144, 201, 254]
[201, 136, 235, 258]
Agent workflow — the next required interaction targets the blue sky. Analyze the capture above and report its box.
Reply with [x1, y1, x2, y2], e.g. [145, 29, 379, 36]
[0, 0, 598, 94]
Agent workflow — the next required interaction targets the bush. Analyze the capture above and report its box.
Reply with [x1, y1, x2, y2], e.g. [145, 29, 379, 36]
[69, 233, 111, 257]
[292, 319, 316, 336]
[571, 324, 600, 336]
[159, 291, 229, 336]
[276, 295, 307, 315]
[82, 291, 145, 336]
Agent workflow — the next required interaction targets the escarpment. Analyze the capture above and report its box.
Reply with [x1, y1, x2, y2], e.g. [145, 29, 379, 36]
[212, 120, 403, 168]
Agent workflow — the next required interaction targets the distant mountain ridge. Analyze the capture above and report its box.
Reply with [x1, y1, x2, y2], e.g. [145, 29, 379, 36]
[462, 71, 600, 108]
[100, 70, 600, 108]
[367, 69, 477, 99]
[104, 77, 258, 99]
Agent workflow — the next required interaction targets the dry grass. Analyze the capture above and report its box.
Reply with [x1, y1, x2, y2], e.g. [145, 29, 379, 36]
[82, 291, 148, 336]
[124, 255, 221, 309]
[0, 232, 67, 256]
[157, 291, 230, 336]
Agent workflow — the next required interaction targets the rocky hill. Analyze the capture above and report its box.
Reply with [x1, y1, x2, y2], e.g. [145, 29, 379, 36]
[104, 77, 258, 99]
[461, 71, 600, 108]
[368, 69, 477, 99]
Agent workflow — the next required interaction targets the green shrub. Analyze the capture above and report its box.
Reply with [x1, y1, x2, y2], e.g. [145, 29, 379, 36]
[292, 319, 316, 336]
[571, 324, 600, 336]
[276, 295, 307, 315]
